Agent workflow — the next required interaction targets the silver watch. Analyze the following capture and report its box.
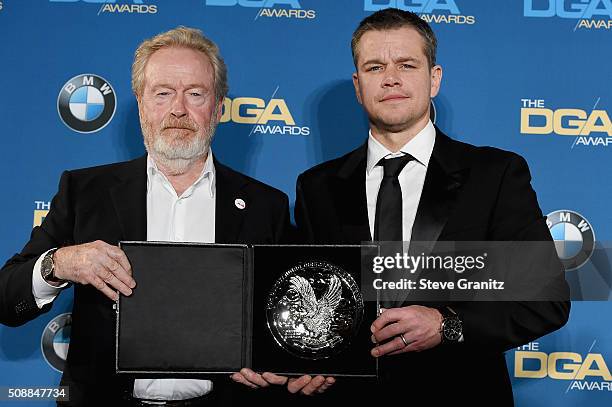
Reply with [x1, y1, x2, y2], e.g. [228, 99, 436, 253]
[41, 248, 64, 284]
[440, 306, 463, 343]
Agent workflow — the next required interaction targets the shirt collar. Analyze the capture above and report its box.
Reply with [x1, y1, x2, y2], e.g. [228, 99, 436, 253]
[146, 151, 216, 198]
[366, 120, 436, 175]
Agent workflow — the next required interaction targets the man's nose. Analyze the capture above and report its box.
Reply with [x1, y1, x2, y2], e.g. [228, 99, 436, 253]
[170, 93, 187, 118]
[382, 67, 402, 87]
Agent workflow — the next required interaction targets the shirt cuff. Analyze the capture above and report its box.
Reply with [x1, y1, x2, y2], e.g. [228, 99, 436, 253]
[32, 249, 68, 308]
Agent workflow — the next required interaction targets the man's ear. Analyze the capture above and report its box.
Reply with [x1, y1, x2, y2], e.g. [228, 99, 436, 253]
[216, 98, 224, 122]
[430, 65, 443, 98]
[353, 72, 363, 105]
[136, 95, 143, 119]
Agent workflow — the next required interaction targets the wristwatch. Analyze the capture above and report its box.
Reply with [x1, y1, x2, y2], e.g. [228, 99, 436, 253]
[41, 248, 65, 285]
[439, 306, 463, 344]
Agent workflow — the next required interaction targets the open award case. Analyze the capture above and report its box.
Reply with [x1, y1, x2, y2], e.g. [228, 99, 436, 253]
[116, 242, 379, 378]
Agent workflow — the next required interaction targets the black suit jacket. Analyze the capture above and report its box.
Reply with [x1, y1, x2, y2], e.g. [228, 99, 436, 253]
[0, 155, 292, 406]
[295, 128, 570, 404]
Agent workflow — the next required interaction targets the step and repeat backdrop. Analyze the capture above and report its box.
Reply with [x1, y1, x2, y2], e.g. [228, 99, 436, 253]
[0, 1, 610, 405]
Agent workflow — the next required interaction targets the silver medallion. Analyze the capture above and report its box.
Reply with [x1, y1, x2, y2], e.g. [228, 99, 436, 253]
[265, 261, 364, 359]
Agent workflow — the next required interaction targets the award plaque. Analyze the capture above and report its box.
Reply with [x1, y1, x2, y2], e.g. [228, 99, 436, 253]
[251, 245, 377, 377]
[266, 261, 364, 360]
[116, 243, 378, 378]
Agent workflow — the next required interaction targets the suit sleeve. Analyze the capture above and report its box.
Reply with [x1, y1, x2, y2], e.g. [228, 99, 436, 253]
[272, 191, 297, 244]
[452, 155, 570, 351]
[294, 173, 315, 244]
[0, 171, 75, 327]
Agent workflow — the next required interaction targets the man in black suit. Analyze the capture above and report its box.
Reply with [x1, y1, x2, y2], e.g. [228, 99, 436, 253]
[294, 9, 570, 404]
[0, 27, 291, 406]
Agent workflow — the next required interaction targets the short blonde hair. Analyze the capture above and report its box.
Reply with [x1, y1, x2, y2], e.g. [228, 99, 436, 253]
[132, 26, 228, 101]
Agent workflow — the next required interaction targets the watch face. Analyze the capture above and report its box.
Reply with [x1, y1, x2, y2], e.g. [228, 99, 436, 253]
[41, 255, 53, 276]
[443, 318, 462, 341]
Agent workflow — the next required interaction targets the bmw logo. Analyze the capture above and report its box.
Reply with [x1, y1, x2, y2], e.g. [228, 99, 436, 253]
[547, 210, 595, 271]
[57, 74, 116, 133]
[41, 313, 72, 373]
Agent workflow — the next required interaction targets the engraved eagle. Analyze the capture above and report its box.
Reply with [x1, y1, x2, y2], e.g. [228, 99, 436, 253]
[289, 275, 342, 336]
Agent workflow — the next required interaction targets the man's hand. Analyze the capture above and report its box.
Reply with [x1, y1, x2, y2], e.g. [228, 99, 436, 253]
[288, 375, 335, 395]
[370, 305, 442, 357]
[230, 368, 287, 389]
[231, 369, 335, 395]
[53, 240, 135, 301]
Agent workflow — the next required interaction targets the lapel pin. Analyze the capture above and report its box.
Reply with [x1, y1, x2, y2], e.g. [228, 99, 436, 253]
[234, 198, 246, 210]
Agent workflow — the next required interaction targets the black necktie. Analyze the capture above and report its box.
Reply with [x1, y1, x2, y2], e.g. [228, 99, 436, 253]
[374, 154, 415, 241]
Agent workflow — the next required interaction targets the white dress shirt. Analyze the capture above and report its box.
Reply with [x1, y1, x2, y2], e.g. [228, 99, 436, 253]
[365, 121, 436, 242]
[133, 154, 216, 400]
[32, 152, 217, 401]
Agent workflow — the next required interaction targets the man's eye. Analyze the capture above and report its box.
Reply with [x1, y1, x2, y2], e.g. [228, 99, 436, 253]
[189, 92, 202, 97]
[156, 92, 170, 96]
[367, 66, 382, 72]
[400, 64, 415, 69]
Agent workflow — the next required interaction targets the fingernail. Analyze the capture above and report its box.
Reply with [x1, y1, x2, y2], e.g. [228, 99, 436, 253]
[370, 335, 376, 344]
[370, 325, 375, 333]
[372, 348, 379, 357]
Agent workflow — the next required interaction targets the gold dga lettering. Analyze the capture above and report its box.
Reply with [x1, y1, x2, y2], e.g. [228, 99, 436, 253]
[232, 97, 265, 124]
[575, 354, 612, 381]
[548, 352, 582, 380]
[583, 110, 612, 136]
[553, 109, 586, 136]
[260, 99, 295, 125]
[521, 108, 553, 134]
[515, 351, 547, 378]
[221, 97, 296, 125]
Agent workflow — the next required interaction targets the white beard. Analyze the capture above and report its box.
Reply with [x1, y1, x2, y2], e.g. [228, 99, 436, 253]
[141, 115, 217, 176]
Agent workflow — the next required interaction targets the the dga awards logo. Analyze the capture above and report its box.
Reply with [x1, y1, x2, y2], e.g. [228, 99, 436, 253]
[547, 210, 595, 271]
[33, 201, 50, 228]
[220, 88, 310, 135]
[364, 0, 476, 24]
[524, 0, 612, 30]
[41, 313, 72, 372]
[49, 0, 158, 14]
[57, 74, 116, 133]
[515, 341, 612, 392]
[520, 98, 612, 147]
[205, 0, 316, 20]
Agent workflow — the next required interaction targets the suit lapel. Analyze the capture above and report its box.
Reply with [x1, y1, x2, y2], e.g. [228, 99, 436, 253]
[333, 144, 372, 244]
[109, 154, 247, 244]
[109, 156, 147, 242]
[410, 129, 469, 253]
[214, 157, 247, 244]
[394, 129, 469, 305]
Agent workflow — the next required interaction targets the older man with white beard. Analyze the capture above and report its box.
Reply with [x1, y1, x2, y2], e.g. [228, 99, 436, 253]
[0, 27, 292, 406]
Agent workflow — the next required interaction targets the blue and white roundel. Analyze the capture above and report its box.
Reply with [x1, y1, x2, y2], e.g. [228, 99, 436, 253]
[550, 222, 584, 259]
[68, 86, 105, 122]
[57, 73, 116, 133]
[52, 325, 71, 361]
[41, 313, 72, 373]
[547, 210, 595, 271]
